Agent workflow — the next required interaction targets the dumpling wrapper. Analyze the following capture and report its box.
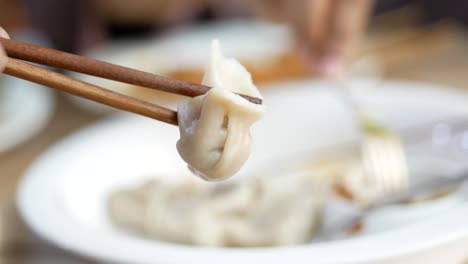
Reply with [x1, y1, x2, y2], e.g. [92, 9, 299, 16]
[176, 40, 265, 181]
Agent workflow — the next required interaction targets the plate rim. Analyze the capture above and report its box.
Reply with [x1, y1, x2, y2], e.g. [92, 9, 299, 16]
[0, 76, 54, 153]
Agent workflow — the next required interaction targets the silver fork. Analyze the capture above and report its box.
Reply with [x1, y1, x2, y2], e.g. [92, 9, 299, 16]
[313, 168, 468, 242]
[359, 112, 410, 202]
[335, 80, 409, 203]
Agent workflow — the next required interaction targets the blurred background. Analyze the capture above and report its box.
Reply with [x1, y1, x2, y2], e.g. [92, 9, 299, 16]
[1, 0, 468, 262]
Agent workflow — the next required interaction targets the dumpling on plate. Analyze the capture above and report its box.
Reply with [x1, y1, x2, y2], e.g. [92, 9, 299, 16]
[176, 39, 265, 181]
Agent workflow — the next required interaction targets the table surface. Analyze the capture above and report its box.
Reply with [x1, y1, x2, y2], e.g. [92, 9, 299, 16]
[1, 24, 468, 264]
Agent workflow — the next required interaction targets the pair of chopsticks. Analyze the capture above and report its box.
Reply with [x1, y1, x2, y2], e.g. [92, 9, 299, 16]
[0, 37, 262, 126]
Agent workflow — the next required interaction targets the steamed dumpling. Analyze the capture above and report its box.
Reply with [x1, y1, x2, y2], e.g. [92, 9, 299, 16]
[108, 174, 325, 247]
[176, 40, 265, 181]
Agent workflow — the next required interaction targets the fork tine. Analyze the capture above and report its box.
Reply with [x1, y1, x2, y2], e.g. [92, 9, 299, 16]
[363, 138, 387, 199]
[377, 139, 395, 195]
[393, 142, 409, 192]
[380, 140, 397, 194]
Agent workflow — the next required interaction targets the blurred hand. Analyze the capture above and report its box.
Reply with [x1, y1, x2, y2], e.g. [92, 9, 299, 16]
[252, 0, 373, 78]
[0, 27, 10, 72]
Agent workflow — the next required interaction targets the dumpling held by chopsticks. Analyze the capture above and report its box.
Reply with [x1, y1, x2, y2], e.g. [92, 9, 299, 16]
[176, 40, 265, 181]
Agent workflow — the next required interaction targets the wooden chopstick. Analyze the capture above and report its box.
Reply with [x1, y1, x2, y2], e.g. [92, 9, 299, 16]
[0, 37, 262, 105]
[4, 58, 179, 125]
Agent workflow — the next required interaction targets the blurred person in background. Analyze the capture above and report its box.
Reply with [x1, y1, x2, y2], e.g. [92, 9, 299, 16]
[1, 0, 373, 78]
[1, 0, 468, 77]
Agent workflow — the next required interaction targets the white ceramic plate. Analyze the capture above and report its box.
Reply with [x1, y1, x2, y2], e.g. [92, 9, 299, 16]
[18, 80, 468, 264]
[0, 75, 54, 153]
